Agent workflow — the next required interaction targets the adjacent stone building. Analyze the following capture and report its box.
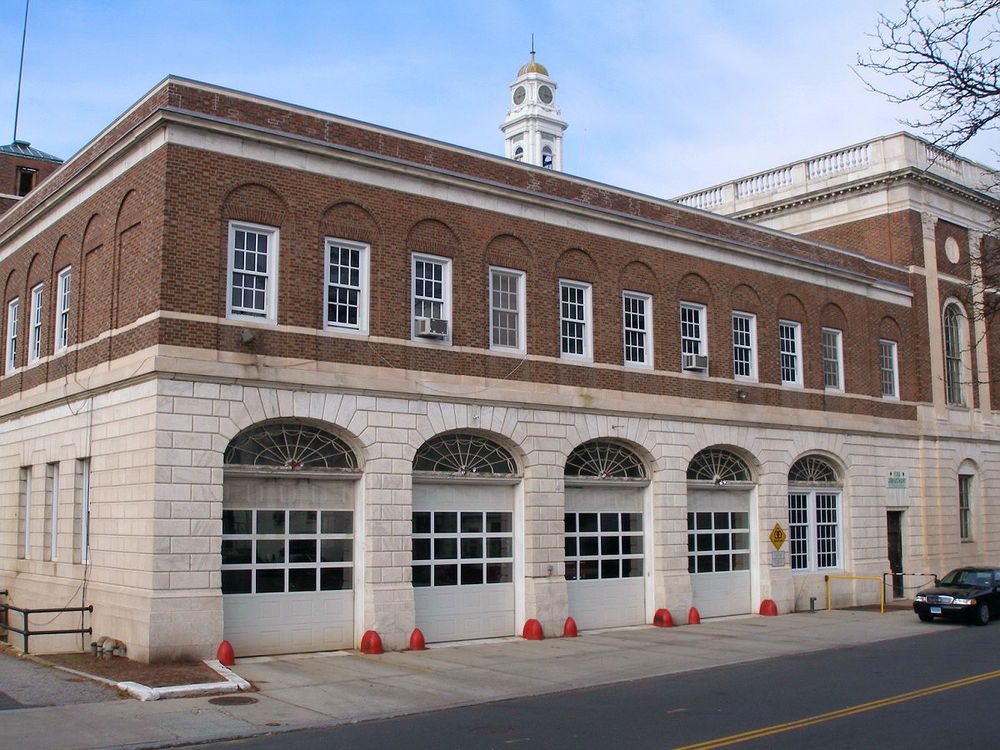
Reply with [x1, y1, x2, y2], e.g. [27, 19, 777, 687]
[1, 65, 997, 662]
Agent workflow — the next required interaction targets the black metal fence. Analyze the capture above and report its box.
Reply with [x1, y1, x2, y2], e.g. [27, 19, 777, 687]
[0, 591, 92, 654]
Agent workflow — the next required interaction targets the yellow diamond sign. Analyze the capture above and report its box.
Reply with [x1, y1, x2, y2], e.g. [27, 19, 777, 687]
[769, 523, 787, 550]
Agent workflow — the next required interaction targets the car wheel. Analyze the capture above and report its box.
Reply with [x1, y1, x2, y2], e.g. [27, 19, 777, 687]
[974, 603, 990, 626]
[917, 612, 934, 622]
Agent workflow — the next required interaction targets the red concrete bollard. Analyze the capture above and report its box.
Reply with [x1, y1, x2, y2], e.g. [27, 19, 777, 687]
[216, 640, 235, 666]
[759, 599, 778, 616]
[522, 618, 544, 640]
[360, 630, 384, 654]
[563, 617, 578, 637]
[688, 606, 701, 625]
[408, 628, 427, 651]
[653, 608, 674, 627]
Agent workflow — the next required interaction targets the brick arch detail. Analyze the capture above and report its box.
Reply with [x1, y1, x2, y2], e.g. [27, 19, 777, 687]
[320, 201, 381, 246]
[619, 261, 657, 293]
[555, 247, 597, 281]
[221, 182, 288, 227]
[405, 218, 462, 257]
[485, 234, 534, 272]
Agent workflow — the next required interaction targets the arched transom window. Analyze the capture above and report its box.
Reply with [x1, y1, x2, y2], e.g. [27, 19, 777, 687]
[788, 455, 839, 485]
[412, 433, 517, 476]
[564, 440, 646, 479]
[687, 449, 751, 484]
[224, 422, 358, 471]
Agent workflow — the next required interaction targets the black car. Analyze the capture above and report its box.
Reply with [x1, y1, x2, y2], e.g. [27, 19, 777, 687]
[913, 566, 1000, 625]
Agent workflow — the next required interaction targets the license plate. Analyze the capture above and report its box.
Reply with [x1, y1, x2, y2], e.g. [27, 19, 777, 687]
[930, 606, 942, 614]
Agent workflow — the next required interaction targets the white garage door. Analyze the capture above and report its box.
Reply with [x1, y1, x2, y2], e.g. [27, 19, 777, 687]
[688, 489, 752, 618]
[222, 476, 355, 656]
[412, 483, 514, 642]
[565, 485, 645, 630]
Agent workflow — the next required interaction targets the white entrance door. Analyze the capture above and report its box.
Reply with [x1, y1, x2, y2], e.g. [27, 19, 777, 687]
[412, 483, 514, 642]
[565, 485, 645, 629]
[688, 489, 752, 618]
[222, 476, 355, 656]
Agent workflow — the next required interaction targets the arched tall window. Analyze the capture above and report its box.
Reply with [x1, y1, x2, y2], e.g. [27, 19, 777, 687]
[541, 145, 553, 169]
[224, 422, 358, 471]
[788, 455, 841, 571]
[943, 302, 966, 406]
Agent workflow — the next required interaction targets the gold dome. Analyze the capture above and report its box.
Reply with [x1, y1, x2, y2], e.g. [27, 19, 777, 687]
[517, 53, 549, 77]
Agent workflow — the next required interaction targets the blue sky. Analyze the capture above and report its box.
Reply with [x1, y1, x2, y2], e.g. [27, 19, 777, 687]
[1, 0, 996, 198]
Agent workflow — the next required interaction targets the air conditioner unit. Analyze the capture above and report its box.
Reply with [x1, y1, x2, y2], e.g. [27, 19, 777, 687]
[415, 317, 449, 338]
[682, 353, 709, 372]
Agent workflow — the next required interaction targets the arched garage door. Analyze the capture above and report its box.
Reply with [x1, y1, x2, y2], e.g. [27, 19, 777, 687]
[687, 448, 754, 618]
[221, 422, 360, 656]
[565, 441, 647, 630]
[411, 433, 518, 643]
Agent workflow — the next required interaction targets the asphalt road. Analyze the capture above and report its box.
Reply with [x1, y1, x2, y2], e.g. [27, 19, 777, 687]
[185, 619, 1000, 750]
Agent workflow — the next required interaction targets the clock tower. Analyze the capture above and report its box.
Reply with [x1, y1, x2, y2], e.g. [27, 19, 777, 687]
[501, 49, 567, 170]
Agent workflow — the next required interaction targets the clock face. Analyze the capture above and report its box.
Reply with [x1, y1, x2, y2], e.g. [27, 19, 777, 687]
[513, 86, 526, 105]
[538, 85, 553, 104]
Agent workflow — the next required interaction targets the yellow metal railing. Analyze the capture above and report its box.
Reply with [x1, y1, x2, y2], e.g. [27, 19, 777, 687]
[825, 574, 885, 614]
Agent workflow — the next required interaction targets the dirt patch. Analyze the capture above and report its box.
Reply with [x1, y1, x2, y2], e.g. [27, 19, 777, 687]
[42, 652, 224, 688]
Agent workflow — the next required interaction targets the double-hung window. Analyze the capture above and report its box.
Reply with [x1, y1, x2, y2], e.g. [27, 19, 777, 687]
[959, 474, 973, 541]
[943, 303, 965, 405]
[559, 280, 592, 360]
[779, 320, 802, 386]
[821, 327, 843, 391]
[28, 284, 43, 364]
[55, 267, 71, 352]
[324, 239, 369, 334]
[227, 222, 278, 322]
[5, 298, 18, 372]
[680, 302, 707, 371]
[412, 253, 452, 341]
[622, 291, 652, 367]
[879, 340, 899, 399]
[489, 268, 525, 353]
[731, 312, 756, 380]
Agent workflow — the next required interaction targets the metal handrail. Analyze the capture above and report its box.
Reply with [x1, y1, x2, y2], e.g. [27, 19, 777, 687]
[0, 598, 93, 654]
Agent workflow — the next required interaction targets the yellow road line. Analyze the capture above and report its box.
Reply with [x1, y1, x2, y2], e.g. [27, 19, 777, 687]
[672, 668, 1000, 750]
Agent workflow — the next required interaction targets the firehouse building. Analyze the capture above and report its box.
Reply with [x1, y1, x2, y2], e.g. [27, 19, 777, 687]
[1, 59, 997, 662]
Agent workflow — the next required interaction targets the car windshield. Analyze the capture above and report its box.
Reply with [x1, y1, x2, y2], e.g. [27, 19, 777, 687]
[940, 569, 994, 588]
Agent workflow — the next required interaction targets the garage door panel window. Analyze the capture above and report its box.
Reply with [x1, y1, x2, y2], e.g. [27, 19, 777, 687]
[687, 511, 750, 574]
[222, 508, 353, 594]
[412, 510, 513, 587]
[564, 511, 643, 581]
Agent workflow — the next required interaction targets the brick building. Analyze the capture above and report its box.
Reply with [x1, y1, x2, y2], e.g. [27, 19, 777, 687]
[0, 68, 997, 662]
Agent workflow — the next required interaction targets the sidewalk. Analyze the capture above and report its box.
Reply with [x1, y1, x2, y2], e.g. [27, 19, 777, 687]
[0, 609, 932, 750]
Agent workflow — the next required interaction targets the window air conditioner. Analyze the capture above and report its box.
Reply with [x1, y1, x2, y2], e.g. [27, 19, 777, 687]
[415, 317, 449, 338]
[682, 353, 709, 372]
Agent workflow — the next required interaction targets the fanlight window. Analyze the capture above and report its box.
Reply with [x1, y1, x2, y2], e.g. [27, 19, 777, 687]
[413, 434, 517, 476]
[687, 449, 751, 483]
[565, 441, 646, 479]
[224, 422, 358, 471]
[788, 456, 839, 485]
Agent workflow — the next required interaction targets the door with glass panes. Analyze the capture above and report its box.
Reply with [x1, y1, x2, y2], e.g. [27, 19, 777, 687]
[221, 476, 355, 656]
[687, 489, 752, 617]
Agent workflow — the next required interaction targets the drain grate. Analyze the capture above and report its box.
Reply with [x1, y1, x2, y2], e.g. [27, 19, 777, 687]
[208, 695, 258, 706]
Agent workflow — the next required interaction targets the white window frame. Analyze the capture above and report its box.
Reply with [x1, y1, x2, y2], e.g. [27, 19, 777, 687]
[879, 339, 899, 400]
[324, 238, 369, 334]
[5, 298, 18, 373]
[622, 291, 653, 368]
[559, 280, 593, 361]
[679, 302, 707, 362]
[28, 283, 43, 364]
[943, 301, 967, 406]
[411, 253, 452, 343]
[78, 458, 91, 565]
[779, 320, 803, 387]
[788, 490, 841, 571]
[55, 266, 71, 352]
[731, 311, 757, 381]
[489, 267, 526, 354]
[47, 462, 59, 562]
[821, 327, 844, 392]
[226, 221, 279, 323]
[959, 474, 973, 541]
